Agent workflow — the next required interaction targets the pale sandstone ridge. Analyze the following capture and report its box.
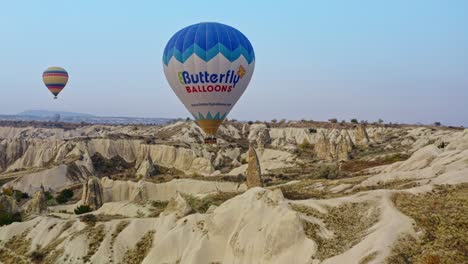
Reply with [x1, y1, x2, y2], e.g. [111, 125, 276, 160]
[100, 178, 246, 203]
[246, 145, 262, 188]
[81, 176, 104, 210]
[161, 192, 192, 218]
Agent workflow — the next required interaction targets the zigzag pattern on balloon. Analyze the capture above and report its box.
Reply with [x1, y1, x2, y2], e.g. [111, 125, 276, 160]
[163, 22, 255, 66]
[163, 43, 255, 65]
[192, 112, 228, 121]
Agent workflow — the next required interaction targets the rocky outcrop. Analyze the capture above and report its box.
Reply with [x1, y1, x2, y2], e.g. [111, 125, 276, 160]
[214, 147, 241, 170]
[354, 124, 370, 147]
[315, 130, 354, 161]
[25, 189, 47, 215]
[136, 155, 157, 179]
[0, 195, 18, 214]
[3, 164, 81, 195]
[161, 192, 192, 218]
[315, 131, 333, 161]
[269, 127, 316, 148]
[246, 146, 262, 188]
[81, 177, 104, 210]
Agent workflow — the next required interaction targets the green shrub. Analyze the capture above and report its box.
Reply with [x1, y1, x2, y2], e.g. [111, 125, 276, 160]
[29, 250, 45, 263]
[350, 118, 358, 124]
[56, 188, 74, 204]
[299, 139, 311, 149]
[74, 205, 92, 215]
[0, 211, 22, 226]
[44, 191, 53, 201]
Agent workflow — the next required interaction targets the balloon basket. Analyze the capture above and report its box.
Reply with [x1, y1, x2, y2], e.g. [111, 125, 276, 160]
[53, 96, 57, 100]
[204, 136, 217, 144]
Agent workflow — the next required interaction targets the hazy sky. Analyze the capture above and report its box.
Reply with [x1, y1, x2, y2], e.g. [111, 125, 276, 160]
[1, 0, 467, 126]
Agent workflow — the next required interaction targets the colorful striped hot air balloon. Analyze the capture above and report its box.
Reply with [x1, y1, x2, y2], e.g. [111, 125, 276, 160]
[163, 22, 255, 143]
[42, 67, 69, 99]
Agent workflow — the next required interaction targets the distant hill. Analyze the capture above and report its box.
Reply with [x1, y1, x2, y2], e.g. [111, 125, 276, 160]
[18, 110, 95, 117]
[0, 110, 174, 125]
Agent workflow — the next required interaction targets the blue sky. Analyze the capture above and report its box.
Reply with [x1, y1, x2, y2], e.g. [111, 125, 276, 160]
[1, 0, 467, 126]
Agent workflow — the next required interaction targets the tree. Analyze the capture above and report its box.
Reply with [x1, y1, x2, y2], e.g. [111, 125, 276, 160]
[328, 118, 338, 123]
[378, 118, 384, 124]
[434, 122, 441, 127]
[271, 119, 277, 123]
[56, 188, 74, 204]
[350, 118, 358, 124]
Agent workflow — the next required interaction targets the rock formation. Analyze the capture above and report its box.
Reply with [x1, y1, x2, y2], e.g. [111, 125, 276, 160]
[81, 176, 103, 210]
[315, 131, 333, 161]
[0, 195, 18, 214]
[315, 130, 354, 161]
[161, 192, 192, 218]
[354, 124, 370, 147]
[136, 155, 157, 179]
[25, 189, 47, 215]
[246, 145, 263, 188]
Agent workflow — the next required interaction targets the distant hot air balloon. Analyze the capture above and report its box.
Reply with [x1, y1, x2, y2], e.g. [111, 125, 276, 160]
[42, 66, 69, 99]
[163, 22, 255, 143]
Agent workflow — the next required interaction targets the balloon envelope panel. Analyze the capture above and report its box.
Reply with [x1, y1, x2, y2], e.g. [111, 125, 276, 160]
[43, 66, 68, 97]
[163, 22, 255, 135]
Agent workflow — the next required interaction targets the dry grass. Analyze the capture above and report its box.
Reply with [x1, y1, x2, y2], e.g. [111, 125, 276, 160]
[182, 192, 241, 214]
[359, 251, 378, 264]
[121, 230, 155, 264]
[82, 224, 106, 263]
[341, 153, 410, 173]
[0, 230, 31, 264]
[148, 200, 168, 217]
[110, 220, 130, 247]
[387, 184, 468, 264]
[292, 202, 380, 260]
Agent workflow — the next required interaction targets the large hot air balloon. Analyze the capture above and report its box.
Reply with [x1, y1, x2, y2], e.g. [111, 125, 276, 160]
[163, 22, 255, 143]
[42, 66, 69, 99]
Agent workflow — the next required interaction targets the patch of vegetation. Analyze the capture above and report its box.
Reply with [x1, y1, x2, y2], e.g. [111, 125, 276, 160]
[82, 224, 106, 263]
[0, 210, 22, 226]
[181, 192, 240, 214]
[359, 251, 378, 264]
[110, 220, 130, 247]
[0, 248, 29, 264]
[79, 213, 97, 226]
[121, 230, 155, 264]
[387, 184, 468, 264]
[0, 230, 32, 263]
[280, 184, 327, 200]
[148, 200, 169, 217]
[341, 153, 410, 173]
[75, 205, 92, 215]
[292, 202, 380, 260]
[29, 249, 45, 263]
[55, 188, 74, 204]
[3, 187, 29, 202]
[299, 139, 312, 150]
[91, 152, 134, 177]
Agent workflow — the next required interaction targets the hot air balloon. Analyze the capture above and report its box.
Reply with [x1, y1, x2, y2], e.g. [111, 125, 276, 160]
[163, 22, 255, 144]
[42, 66, 69, 99]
